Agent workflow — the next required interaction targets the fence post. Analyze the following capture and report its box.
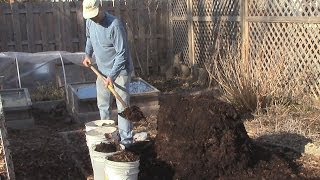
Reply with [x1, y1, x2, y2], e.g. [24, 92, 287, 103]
[241, 0, 248, 63]
[187, 0, 194, 65]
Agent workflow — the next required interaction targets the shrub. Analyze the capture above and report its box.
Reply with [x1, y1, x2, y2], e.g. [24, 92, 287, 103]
[205, 41, 307, 113]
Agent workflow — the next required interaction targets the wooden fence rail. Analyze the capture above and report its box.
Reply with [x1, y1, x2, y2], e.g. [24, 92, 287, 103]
[0, 0, 169, 75]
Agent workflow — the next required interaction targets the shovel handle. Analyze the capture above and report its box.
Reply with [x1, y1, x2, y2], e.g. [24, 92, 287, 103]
[107, 84, 128, 108]
[89, 65, 128, 108]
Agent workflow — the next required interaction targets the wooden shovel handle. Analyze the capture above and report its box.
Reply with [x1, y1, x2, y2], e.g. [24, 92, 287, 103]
[107, 84, 128, 108]
[89, 65, 128, 108]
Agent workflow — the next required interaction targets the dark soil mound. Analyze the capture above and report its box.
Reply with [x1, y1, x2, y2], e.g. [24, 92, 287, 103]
[155, 93, 300, 179]
[155, 93, 252, 179]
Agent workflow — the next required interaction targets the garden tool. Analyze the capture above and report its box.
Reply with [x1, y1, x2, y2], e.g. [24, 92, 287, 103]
[89, 65, 145, 122]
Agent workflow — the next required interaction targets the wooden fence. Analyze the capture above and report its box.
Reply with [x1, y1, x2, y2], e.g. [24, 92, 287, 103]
[169, 0, 320, 98]
[245, 0, 320, 98]
[2, 0, 320, 94]
[0, 0, 169, 75]
[169, 0, 241, 65]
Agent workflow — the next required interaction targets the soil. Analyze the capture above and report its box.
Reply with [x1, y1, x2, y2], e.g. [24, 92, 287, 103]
[8, 128, 85, 179]
[153, 93, 303, 179]
[65, 130, 93, 175]
[108, 151, 139, 162]
[7, 105, 88, 179]
[2, 76, 319, 179]
[95, 142, 117, 153]
[123, 105, 145, 122]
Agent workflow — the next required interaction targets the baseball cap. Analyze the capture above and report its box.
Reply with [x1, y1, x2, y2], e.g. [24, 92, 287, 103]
[83, 0, 100, 19]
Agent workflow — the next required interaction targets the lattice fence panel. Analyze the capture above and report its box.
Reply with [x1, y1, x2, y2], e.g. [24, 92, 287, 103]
[173, 21, 190, 63]
[194, 20, 240, 65]
[248, 22, 320, 96]
[192, 0, 240, 16]
[248, 0, 320, 17]
[171, 0, 188, 17]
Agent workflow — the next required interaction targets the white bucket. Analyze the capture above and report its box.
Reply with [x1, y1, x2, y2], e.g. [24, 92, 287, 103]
[85, 120, 116, 132]
[91, 144, 119, 180]
[105, 158, 140, 180]
[85, 126, 117, 166]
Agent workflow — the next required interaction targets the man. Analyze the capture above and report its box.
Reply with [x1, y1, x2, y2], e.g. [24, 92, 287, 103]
[82, 0, 134, 147]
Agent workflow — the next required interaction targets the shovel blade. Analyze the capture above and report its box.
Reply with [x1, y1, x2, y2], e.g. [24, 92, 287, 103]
[118, 111, 127, 118]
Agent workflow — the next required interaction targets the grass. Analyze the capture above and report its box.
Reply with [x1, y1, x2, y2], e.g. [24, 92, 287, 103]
[246, 103, 320, 142]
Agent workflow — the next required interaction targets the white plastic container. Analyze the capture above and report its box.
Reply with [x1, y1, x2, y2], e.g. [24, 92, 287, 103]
[91, 144, 119, 180]
[105, 158, 140, 180]
[85, 126, 117, 166]
[85, 120, 115, 132]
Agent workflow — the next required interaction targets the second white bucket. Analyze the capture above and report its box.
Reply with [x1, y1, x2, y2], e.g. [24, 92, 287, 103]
[85, 120, 115, 132]
[85, 126, 117, 167]
[105, 158, 140, 180]
[91, 144, 119, 180]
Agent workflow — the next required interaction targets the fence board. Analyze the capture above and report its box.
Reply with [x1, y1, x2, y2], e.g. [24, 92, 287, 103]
[0, 4, 9, 51]
[12, 3, 22, 51]
[39, 3, 47, 51]
[76, 2, 84, 52]
[26, 3, 34, 52]
[63, 2, 71, 52]
[56, 2, 63, 50]
[114, 0, 120, 18]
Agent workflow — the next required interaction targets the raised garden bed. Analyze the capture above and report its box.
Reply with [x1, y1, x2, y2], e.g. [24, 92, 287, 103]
[66, 77, 160, 122]
[0, 97, 15, 179]
[0, 88, 34, 129]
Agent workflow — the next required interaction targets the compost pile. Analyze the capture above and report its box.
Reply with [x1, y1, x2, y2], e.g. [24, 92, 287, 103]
[154, 93, 300, 179]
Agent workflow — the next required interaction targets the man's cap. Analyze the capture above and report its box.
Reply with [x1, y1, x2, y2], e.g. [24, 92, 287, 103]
[83, 0, 100, 19]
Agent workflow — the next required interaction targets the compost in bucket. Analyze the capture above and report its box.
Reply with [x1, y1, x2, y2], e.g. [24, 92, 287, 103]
[105, 151, 140, 180]
[95, 142, 121, 153]
[108, 150, 139, 162]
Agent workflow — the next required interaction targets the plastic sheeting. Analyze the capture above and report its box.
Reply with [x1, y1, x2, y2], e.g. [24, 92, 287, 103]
[0, 51, 96, 94]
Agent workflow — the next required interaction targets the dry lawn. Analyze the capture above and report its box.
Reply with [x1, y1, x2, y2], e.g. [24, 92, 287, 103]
[244, 103, 320, 178]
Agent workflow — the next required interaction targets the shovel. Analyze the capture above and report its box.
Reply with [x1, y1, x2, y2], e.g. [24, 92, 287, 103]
[89, 65, 145, 122]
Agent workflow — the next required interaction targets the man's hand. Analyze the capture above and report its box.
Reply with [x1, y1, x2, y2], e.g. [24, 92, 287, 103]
[83, 56, 92, 67]
[103, 76, 113, 88]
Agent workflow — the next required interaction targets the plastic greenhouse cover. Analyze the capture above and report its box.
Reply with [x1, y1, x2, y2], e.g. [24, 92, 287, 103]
[0, 51, 96, 92]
